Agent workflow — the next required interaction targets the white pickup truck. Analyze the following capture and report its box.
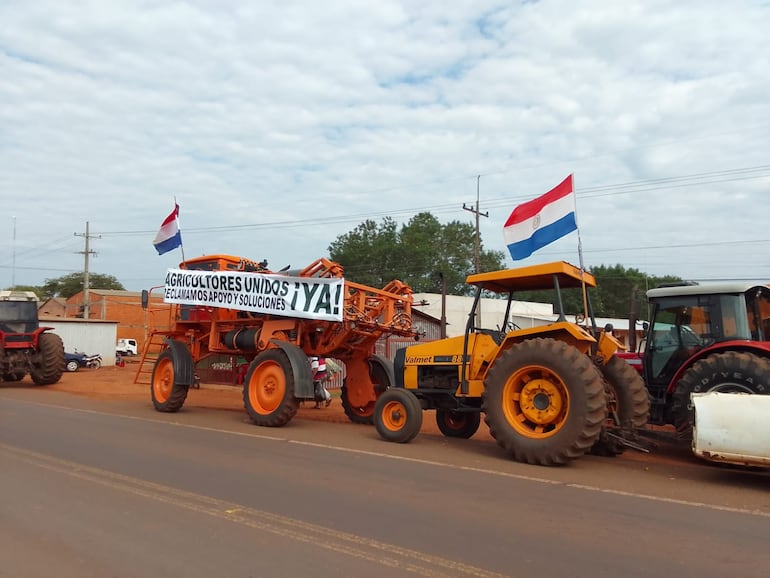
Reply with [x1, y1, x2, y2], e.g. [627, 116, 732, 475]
[116, 338, 138, 356]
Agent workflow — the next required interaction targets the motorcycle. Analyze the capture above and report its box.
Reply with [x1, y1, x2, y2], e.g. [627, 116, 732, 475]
[64, 351, 102, 372]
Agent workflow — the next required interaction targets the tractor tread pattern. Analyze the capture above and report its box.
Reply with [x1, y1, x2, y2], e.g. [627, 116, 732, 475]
[30, 332, 65, 386]
[591, 355, 651, 456]
[671, 351, 770, 440]
[482, 338, 606, 466]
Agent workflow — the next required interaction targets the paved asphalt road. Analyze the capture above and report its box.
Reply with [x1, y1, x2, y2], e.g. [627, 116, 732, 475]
[1, 387, 769, 578]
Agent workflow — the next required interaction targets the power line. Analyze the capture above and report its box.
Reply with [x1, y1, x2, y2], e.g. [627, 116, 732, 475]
[94, 164, 770, 238]
[2, 165, 768, 282]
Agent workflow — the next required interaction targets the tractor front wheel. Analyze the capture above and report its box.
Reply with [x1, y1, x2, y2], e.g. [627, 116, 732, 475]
[242, 349, 298, 427]
[374, 388, 423, 443]
[151, 349, 189, 412]
[482, 338, 606, 466]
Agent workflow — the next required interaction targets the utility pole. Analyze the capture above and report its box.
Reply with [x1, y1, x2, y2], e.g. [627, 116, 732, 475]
[11, 216, 16, 288]
[462, 175, 489, 274]
[75, 221, 100, 319]
[463, 175, 489, 327]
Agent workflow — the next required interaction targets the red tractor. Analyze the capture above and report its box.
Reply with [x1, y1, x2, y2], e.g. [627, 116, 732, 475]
[619, 281, 770, 439]
[0, 290, 65, 385]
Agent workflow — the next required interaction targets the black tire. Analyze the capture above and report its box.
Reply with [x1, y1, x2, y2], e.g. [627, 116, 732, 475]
[30, 332, 65, 385]
[66, 360, 80, 372]
[91, 359, 102, 370]
[671, 351, 770, 440]
[242, 349, 298, 427]
[436, 409, 481, 439]
[591, 356, 651, 457]
[374, 388, 423, 443]
[2, 372, 25, 382]
[482, 338, 606, 466]
[151, 349, 189, 412]
[341, 359, 391, 425]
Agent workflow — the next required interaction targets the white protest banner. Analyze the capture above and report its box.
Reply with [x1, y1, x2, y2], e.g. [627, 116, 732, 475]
[163, 268, 344, 322]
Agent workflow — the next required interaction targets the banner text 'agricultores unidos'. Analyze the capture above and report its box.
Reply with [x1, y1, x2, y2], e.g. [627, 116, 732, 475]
[162, 268, 344, 322]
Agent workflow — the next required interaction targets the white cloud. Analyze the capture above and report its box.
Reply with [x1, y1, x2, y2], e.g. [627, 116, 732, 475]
[1, 0, 769, 291]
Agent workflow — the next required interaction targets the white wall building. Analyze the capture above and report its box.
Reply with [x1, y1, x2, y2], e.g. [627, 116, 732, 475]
[39, 317, 118, 366]
[412, 293, 553, 337]
[411, 293, 637, 344]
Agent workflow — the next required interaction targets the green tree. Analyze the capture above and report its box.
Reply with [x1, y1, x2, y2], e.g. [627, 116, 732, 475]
[329, 212, 505, 295]
[327, 217, 403, 289]
[40, 272, 126, 299]
[591, 265, 682, 320]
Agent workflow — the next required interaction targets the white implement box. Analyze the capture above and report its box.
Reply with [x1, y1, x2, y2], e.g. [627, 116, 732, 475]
[692, 392, 770, 467]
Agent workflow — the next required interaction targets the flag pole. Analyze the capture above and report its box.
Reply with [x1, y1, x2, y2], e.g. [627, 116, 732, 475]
[572, 175, 590, 325]
[175, 196, 186, 262]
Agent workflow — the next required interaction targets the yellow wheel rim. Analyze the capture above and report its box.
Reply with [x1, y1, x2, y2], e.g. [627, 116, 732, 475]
[247, 360, 286, 414]
[502, 364, 570, 438]
[152, 357, 174, 403]
[381, 400, 408, 432]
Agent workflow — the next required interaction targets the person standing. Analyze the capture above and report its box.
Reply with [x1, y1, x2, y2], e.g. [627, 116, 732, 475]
[310, 356, 332, 408]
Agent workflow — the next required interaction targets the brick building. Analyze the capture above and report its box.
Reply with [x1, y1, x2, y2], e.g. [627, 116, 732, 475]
[38, 297, 68, 318]
[66, 289, 172, 352]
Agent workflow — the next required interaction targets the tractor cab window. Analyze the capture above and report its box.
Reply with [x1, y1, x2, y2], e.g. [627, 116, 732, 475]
[747, 288, 770, 341]
[718, 294, 751, 341]
[647, 292, 757, 385]
[0, 301, 39, 333]
[647, 303, 709, 384]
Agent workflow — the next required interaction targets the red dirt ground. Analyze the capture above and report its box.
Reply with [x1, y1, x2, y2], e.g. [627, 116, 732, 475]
[45, 363, 480, 439]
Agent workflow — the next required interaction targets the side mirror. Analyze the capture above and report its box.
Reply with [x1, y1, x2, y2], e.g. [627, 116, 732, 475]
[141, 289, 149, 310]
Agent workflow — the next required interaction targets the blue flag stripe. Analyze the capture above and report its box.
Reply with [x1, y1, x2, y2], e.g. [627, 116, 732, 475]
[154, 230, 182, 255]
[506, 213, 577, 260]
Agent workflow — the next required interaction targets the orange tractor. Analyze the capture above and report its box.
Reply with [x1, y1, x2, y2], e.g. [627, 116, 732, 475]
[136, 254, 417, 427]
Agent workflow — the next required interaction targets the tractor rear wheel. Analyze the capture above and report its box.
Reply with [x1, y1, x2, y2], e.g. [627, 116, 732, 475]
[591, 356, 650, 456]
[30, 332, 65, 385]
[341, 384, 376, 424]
[341, 359, 391, 424]
[482, 338, 606, 466]
[671, 351, 770, 440]
[2, 372, 25, 382]
[151, 349, 189, 412]
[242, 349, 298, 427]
[374, 388, 423, 443]
[436, 409, 481, 439]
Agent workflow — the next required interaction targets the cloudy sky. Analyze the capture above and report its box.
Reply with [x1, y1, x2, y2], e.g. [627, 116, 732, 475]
[2, 0, 769, 293]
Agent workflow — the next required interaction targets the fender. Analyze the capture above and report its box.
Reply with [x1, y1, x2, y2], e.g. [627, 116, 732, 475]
[167, 339, 195, 387]
[269, 339, 314, 398]
[369, 354, 395, 388]
[393, 348, 406, 388]
[666, 341, 770, 395]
